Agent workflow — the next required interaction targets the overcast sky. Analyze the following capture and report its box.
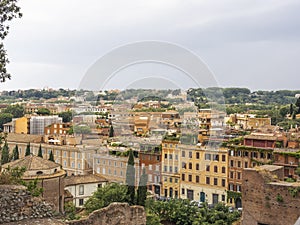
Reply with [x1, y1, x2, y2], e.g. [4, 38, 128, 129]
[1, 0, 300, 91]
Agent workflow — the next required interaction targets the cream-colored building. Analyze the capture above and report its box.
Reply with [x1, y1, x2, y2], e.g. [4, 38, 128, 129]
[64, 174, 108, 207]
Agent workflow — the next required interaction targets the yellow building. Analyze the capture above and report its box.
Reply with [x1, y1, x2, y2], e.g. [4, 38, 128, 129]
[161, 139, 181, 198]
[15, 116, 30, 134]
[180, 145, 228, 205]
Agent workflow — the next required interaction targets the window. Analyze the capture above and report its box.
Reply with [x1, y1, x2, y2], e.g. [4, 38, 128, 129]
[63, 160, 67, 167]
[214, 166, 218, 173]
[174, 166, 178, 173]
[206, 177, 210, 185]
[189, 163, 192, 170]
[36, 171, 43, 175]
[78, 153, 81, 159]
[213, 154, 219, 161]
[148, 174, 153, 182]
[79, 185, 84, 195]
[237, 185, 241, 192]
[206, 165, 210, 172]
[169, 166, 173, 173]
[182, 162, 187, 169]
[260, 152, 265, 159]
[56, 150, 59, 156]
[230, 160, 234, 167]
[267, 153, 272, 159]
[196, 163, 200, 170]
[155, 165, 160, 171]
[188, 174, 192, 182]
[196, 152, 200, 159]
[214, 178, 218, 186]
[79, 198, 84, 206]
[205, 153, 211, 160]
[237, 151, 242, 156]
[164, 166, 167, 172]
[114, 170, 116, 175]
[189, 151, 193, 158]
[237, 161, 241, 168]
[182, 188, 185, 195]
[229, 183, 234, 191]
[182, 151, 186, 157]
[229, 150, 234, 156]
[169, 178, 172, 183]
[222, 166, 226, 173]
[245, 162, 248, 168]
[169, 154, 173, 160]
[244, 151, 249, 157]
[222, 154, 226, 162]
[114, 161, 117, 167]
[164, 154, 167, 159]
[71, 161, 75, 168]
[149, 165, 152, 171]
[182, 174, 185, 181]
[237, 172, 241, 180]
[230, 172, 234, 179]
[222, 195, 225, 201]
[196, 175, 200, 183]
[222, 179, 226, 187]
[78, 163, 81, 169]
[175, 154, 178, 160]
[63, 151, 67, 157]
[164, 177, 167, 182]
[175, 178, 178, 183]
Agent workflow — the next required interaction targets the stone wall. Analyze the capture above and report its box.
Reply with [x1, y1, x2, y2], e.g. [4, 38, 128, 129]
[0, 185, 54, 224]
[242, 166, 300, 225]
[66, 203, 146, 225]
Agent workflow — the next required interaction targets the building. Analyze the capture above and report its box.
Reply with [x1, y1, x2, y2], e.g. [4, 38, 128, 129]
[44, 122, 71, 135]
[242, 165, 300, 225]
[180, 144, 228, 205]
[30, 115, 63, 135]
[139, 143, 161, 196]
[64, 174, 108, 207]
[1, 155, 66, 213]
[227, 114, 271, 130]
[161, 140, 181, 199]
[274, 148, 300, 178]
[93, 152, 140, 186]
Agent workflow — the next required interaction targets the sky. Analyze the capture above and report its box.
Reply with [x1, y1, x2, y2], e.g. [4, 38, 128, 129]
[1, 0, 300, 91]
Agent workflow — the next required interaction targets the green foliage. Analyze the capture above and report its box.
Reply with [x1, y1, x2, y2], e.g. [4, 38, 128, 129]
[36, 108, 50, 115]
[84, 183, 129, 213]
[288, 187, 300, 198]
[146, 199, 240, 225]
[1, 141, 10, 164]
[0, 166, 25, 184]
[295, 167, 300, 176]
[22, 179, 43, 197]
[58, 111, 73, 123]
[137, 168, 148, 206]
[0, 0, 22, 82]
[25, 142, 31, 156]
[37, 144, 43, 158]
[276, 194, 283, 203]
[109, 125, 114, 137]
[48, 150, 54, 162]
[72, 124, 91, 134]
[12, 144, 19, 161]
[64, 201, 80, 221]
[0, 112, 13, 130]
[226, 191, 242, 201]
[126, 149, 136, 205]
[3, 104, 25, 118]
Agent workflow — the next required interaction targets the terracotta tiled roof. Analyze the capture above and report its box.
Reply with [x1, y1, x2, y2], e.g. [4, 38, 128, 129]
[2, 155, 60, 171]
[7, 133, 43, 143]
[244, 134, 277, 141]
[64, 174, 107, 186]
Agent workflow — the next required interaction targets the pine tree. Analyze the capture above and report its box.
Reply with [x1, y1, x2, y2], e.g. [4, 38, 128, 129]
[12, 145, 19, 161]
[1, 141, 10, 165]
[37, 144, 43, 158]
[25, 143, 31, 156]
[297, 98, 300, 114]
[49, 150, 54, 162]
[109, 125, 114, 137]
[290, 104, 294, 116]
[137, 167, 148, 206]
[126, 149, 135, 205]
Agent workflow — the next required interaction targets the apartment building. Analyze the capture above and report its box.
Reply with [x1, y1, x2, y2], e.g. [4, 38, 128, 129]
[161, 140, 181, 199]
[180, 145, 228, 205]
[30, 115, 63, 135]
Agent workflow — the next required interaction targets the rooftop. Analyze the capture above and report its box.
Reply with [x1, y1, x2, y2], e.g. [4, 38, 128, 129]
[64, 174, 107, 186]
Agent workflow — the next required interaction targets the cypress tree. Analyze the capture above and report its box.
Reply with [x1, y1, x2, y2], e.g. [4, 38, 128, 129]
[25, 143, 31, 156]
[109, 125, 114, 137]
[126, 149, 135, 205]
[290, 104, 294, 116]
[137, 167, 148, 206]
[12, 145, 19, 161]
[1, 141, 10, 165]
[49, 150, 54, 162]
[37, 144, 43, 158]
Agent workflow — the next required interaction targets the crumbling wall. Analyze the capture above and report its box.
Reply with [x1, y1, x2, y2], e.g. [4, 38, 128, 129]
[0, 185, 54, 224]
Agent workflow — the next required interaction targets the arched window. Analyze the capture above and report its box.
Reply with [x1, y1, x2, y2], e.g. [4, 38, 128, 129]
[36, 171, 43, 175]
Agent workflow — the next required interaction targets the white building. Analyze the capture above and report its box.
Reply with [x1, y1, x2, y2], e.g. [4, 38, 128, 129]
[30, 115, 62, 135]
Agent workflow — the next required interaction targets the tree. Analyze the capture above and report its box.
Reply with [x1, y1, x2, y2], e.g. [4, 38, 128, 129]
[36, 108, 50, 115]
[72, 124, 91, 134]
[137, 168, 148, 206]
[109, 125, 114, 137]
[58, 111, 73, 123]
[0, 0, 22, 82]
[0, 112, 13, 130]
[48, 150, 54, 162]
[1, 141, 9, 164]
[25, 142, 31, 156]
[84, 183, 129, 213]
[126, 149, 136, 205]
[3, 104, 24, 118]
[290, 104, 294, 116]
[12, 144, 19, 161]
[296, 98, 300, 114]
[37, 144, 43, 158]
